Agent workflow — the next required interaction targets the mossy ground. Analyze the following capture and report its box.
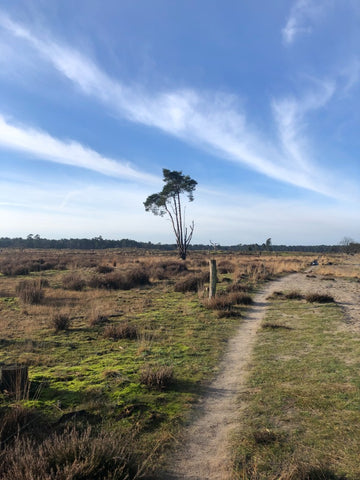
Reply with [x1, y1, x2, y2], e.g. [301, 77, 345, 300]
[0, 249, 321, 474]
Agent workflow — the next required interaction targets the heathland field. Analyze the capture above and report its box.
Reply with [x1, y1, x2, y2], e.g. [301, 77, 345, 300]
[0, 249, 359, 479]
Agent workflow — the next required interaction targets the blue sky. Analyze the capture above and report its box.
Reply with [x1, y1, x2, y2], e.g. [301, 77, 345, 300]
[0, 0, 359, 245]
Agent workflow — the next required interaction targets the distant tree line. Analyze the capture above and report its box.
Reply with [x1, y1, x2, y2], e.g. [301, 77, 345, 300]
[0, 235, 358, 253]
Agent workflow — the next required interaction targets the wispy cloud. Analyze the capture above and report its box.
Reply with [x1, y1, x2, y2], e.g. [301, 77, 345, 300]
[0, 11, 349, 198]
[0, 114, 158, 184]
[282, 0, 328, 45]
[272, 78, 335, 173]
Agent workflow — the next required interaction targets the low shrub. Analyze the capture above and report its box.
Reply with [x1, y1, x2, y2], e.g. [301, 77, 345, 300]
[205, 295, 234, 311]
[62, 273, 86, 291]
[229, 292, 253, 305]
[305, 293, 335, 303]
[217, 260, 235, 274]
[205, 292, 253, 311]
[15, 280, 44, 305]
[284, 290, 304, 300]
[89, 312, 109, 327]
[262, 322, 293, 330]
[0, 407, 47, 448]
[96, 265, 114, 274]
[150, 260, 188, 280]
[140, 365, 174, 390]
[0, 425, 135, 480]
[103, 322, 138, 340]
[225, 282, 252, 293]
[88, 268, 150, 290]
[51, 312, 72, 332]
[174, 274, 202, 293]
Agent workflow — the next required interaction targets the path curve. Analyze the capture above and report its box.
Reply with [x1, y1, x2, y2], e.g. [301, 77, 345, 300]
[160, 273, 302, 480]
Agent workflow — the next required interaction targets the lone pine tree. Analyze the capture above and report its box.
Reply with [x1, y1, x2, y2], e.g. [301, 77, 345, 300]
[144, 169, 197, 260]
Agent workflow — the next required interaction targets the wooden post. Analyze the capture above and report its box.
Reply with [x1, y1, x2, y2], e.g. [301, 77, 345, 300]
[1, 365, 28, 396]
[209, 259, 217, 298]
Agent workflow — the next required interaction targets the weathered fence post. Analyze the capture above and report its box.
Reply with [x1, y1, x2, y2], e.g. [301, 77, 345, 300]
[209, 259, 217, 298]
[1, 365, 28, 397]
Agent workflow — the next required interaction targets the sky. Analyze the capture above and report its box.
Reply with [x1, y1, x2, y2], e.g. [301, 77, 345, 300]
[0, 0, 359, 245]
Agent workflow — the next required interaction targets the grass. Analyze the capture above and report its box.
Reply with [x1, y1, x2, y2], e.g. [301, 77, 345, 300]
[233, 293, 360, 479]
[0, 248, 330, 476]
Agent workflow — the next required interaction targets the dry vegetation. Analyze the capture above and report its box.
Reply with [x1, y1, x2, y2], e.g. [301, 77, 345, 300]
[0, 248, 329, 477]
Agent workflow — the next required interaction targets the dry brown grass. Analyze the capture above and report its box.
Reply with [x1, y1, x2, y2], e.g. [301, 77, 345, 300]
[140, 365, 174, 390]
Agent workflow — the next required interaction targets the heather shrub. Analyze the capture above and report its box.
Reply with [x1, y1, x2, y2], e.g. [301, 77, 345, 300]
[51, 312, 72, 332]
[150, 260, 188, 280]
[62, 273, 86, 291]
[16, 280, 44, 305]
[225, 282, 252, 293]
[174, 274, 202, 293]
[96, 265, 114, 274]
[140, 365, 174, 390]
[217, 260, 235, 274]
[205, 295, 234, 311]
[305, 293, 335, 303]
[229, 292, 253, 305]
[0, 407, 47, 448]
[88, 268, 149, 290]
[0, 262, 30, 276]
[0, 425, 135, 480]
[285, 290, 304, 300]
[88, 311, 109, 327]
[103, 322, 138, 340]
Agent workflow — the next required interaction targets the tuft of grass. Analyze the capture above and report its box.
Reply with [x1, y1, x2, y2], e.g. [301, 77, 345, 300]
[15, 279, 44, 305]
[103, 322, 138, 340]
[305, 292, 335, 303]
[262, 322, 293, 330]
[140, 365, 174, 390]
[284, 290, 304, 300]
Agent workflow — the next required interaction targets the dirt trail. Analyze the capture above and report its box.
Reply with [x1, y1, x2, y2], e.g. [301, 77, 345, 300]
[160, 269, 360, 480]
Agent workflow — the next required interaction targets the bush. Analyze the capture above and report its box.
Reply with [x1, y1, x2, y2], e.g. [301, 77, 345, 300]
[305, 293, 335, 303]
[96, 265, 114, 274]
[205, 295, 234, 311]
[229, 292, 253, 305]
[0, 407, 47, 448]
[51, 312, 72, 332]
[217, 260, 235, 274]
[225, 282, 252, 294]
[62, 273, 86, 291]
[150, 260, 188, 280]
[285, 290, 304, 300]
[174, 274, 202, 293]
[16, 280, 44, 305]
[89, 312, 109, 327]
[103, 322, 138, 340]
[140, 365, 174, 390]
[0, 425, 135, 480]
[88, 268, 150, 290]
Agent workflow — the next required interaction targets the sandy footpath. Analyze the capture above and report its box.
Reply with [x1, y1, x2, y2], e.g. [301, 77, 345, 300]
[160, 268, 360, 480]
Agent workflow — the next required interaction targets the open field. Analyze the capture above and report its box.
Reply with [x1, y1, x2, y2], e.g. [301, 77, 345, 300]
[0, 249, 355, 478]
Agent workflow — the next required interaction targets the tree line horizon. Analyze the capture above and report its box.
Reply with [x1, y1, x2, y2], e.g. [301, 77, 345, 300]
[0, 234, 356, 253]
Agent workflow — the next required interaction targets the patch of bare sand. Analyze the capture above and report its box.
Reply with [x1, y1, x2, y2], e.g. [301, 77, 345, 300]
[159, 269, 360, 480]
